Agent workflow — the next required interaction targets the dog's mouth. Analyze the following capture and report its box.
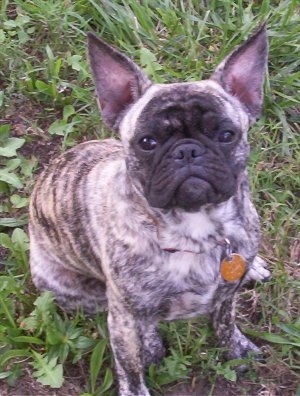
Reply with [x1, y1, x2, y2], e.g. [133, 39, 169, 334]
[145, 161, 237, 210]
[173, 177, 218, 209]
[147, 172, 230, 210]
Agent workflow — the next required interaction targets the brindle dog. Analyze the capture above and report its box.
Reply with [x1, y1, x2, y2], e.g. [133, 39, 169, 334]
[30, 24, 270, 396]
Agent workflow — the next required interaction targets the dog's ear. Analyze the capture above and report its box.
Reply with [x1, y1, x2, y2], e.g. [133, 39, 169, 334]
[211, 24, 268, 123]
[87, 33, 152, 129]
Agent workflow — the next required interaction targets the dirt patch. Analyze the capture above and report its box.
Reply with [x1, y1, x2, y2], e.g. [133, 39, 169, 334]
[0, 362, 88, 396]
[163, 376, 255, 396]
[3, 94, 63, 171]
[2, 362, 298, 396]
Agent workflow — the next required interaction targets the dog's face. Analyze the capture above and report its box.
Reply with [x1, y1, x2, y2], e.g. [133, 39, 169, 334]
[88, 25, 267, 211]
[124, 82, 248, 210]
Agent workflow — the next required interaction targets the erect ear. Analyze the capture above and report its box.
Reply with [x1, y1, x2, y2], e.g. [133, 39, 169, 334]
[211, 23, 268, 123]
[87, 32, 152, 130]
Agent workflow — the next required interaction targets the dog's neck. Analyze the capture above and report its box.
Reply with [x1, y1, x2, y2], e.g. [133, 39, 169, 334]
[122, 169, 252, 258]
[154, 203, 229, 252]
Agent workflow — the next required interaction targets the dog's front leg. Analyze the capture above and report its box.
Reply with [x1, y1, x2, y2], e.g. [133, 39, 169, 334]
[211, 295, 261, 361]
[106, 288, 150, 396]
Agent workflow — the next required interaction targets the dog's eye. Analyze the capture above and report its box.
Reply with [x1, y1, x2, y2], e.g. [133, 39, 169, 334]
[139, 136, 157, 151]
[218, 130, 236, 143]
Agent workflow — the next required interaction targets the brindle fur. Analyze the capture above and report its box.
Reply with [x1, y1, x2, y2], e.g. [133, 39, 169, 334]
[30, 25, 270, 396]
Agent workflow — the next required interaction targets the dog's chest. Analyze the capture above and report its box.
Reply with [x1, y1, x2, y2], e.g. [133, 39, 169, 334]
[159, 211, 220, 279]
[157, 211, 235, 319]
[162, 250, 222, 320]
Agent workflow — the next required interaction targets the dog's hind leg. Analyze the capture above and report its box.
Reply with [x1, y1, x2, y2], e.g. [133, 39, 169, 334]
[30, 245, 107, 315]
[245, 256, 271, 283]
[140, 324, 165, 368]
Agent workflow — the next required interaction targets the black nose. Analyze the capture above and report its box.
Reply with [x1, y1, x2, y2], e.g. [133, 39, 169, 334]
[172, 143, 205, 163]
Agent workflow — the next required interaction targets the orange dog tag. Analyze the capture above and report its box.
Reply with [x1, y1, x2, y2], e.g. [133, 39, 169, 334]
[220, 253, 246, 282]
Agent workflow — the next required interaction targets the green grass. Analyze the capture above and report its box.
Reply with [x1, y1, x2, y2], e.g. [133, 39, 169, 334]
[0, 0, 299, 394]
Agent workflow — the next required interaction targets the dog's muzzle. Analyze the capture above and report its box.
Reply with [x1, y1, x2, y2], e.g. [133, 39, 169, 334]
[146, 139, 236, 210]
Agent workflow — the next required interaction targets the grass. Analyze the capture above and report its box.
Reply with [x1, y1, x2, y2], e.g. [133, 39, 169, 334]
[0, 0, 299, 394]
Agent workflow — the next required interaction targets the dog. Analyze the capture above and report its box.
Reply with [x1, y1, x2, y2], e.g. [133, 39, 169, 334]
[29, 24, 270, 396]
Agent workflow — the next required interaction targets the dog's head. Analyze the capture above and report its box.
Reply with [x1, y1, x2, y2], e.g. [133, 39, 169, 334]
[88, 25, 268, 211]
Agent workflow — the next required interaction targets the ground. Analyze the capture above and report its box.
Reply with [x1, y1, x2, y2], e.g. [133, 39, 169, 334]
[0, 353, 298, 395]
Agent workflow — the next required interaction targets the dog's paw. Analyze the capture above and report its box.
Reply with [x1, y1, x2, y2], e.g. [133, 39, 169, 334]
[118, 382, 151, 396]
[246, 256, 271, 283]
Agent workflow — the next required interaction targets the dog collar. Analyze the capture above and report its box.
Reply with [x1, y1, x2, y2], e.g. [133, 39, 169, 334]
[163, 247, 199, 254]
[163, 238, 246, 282]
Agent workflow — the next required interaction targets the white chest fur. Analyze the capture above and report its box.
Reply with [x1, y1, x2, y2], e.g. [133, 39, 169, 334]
[158, 209, 224, 284]
[156, 204, 246, 319]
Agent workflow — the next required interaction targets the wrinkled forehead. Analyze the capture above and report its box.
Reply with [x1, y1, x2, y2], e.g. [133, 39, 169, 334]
[119, 80, 249, 143]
